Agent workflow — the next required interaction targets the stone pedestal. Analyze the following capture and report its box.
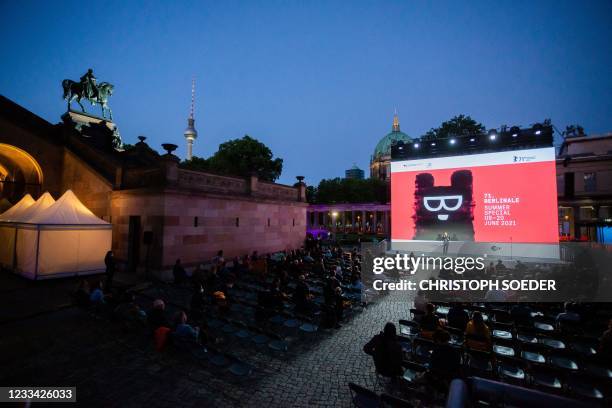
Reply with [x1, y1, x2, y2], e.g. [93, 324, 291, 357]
[62, 110, 121, 151]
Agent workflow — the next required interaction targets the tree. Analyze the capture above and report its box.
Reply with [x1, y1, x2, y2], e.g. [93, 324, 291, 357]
[564, 124, 586, 138]
[181, 155, 210, 171]
[180, 135, 283, 182]
[421, 114, 485, 141]
[309, 178, 389, 204]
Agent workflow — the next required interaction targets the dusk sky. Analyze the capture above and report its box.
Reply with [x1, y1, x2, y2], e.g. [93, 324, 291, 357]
[1, 0, 611, 185]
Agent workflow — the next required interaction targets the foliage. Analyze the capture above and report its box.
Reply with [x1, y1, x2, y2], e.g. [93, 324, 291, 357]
[421, 114, 485, 141]
[308, 178, 389, 204]
[564, 124, 586, 138]
[180, 135, 283, 182]
[121, 143, 135, 151]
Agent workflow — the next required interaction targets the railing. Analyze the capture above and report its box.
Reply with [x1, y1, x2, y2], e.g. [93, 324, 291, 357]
[177, 169, 300, 201]
[178, 169, 247, 195]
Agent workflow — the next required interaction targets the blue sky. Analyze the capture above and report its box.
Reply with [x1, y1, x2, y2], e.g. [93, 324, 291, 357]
[1, 0, 611, 185]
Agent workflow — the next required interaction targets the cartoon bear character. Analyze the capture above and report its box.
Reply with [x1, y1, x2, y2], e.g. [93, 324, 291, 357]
[412, 170, 475, 241]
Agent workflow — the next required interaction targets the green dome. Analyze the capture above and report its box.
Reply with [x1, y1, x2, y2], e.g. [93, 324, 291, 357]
[373, 129, 412, 159]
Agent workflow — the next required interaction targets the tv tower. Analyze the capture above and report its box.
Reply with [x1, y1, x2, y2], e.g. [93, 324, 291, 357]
[184, 78, 198, 160]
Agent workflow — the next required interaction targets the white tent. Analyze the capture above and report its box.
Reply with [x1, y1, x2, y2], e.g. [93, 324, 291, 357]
[13, 190, 112, 280]
[0, 194, 35, 268]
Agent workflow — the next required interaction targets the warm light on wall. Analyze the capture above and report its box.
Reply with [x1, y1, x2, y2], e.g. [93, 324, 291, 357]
[0, 143, 44, 184]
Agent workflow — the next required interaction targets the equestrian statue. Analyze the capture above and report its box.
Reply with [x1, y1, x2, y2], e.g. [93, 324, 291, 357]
[62, 69, 114, 120]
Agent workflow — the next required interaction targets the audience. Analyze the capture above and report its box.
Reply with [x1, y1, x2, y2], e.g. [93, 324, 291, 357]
[429, 329, 462, 382]
[420, 303, 442, 333]
[465, 312, 491, 351]
[148, 299, 169, 329]
[599, 319, 612, 365]
[363, 322, 403, 378]
[173, 311, 199, 343]
[446, 303, 469, 331]
[173, 259, 187, 285]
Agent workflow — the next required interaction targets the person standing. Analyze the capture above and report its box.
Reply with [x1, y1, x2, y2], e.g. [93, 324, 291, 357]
[442, 232, 450, 255]
[104, 250, 115, 291]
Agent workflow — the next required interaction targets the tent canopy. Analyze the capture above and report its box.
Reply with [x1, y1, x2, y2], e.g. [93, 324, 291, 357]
[0, 194, 35, 222]
[14, 192, 55, 223]
[29, 189, 109, 225]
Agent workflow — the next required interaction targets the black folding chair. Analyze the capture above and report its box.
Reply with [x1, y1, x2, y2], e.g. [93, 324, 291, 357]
[380, 393, 413, 408]
[348, 382, 380, 408]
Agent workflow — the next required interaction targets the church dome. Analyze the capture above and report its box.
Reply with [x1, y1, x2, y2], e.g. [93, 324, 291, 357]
[373, 113, 411, 159]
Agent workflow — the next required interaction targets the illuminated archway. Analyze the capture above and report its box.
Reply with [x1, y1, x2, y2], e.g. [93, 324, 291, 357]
[0, 143, 44, 202]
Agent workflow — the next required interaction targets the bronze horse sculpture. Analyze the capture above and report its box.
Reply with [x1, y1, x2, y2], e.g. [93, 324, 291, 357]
[62, 79, 114, 120]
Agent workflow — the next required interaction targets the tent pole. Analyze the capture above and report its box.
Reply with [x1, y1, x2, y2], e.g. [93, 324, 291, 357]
[34, 226, 40, 280]
[12, 227, 18, 271]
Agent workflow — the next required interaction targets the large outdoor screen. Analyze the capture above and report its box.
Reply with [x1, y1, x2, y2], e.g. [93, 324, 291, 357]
[390, 147, 559, 255]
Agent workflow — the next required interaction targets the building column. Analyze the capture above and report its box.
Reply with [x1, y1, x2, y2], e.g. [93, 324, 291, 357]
[361, 210, 366, 232]
[372, 211, 378, 234]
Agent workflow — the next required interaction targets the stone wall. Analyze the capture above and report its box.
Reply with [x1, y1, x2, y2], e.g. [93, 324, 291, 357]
[61, 149, 113, 218]
[110, 189, 307, 276]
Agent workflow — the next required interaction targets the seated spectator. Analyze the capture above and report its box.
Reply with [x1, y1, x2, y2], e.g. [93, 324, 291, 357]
[334, 287, 346, 326]
[191, 264, 205, 288]
[213, 291, 229, 314]
[173, 259, 187, 285]
[293, 274, 314, 314]
[173, 311, 199, 343]
[190, 285, 207, 320]
[212, 250, 224, 267]
[429, 329, 462, 380]
[510, 303, 533, 326]
[90, 281, 106, 305]
[363, 322, 403, 378]
[114, 292, 147, 324]
[599, 319, 612, 365]
[72, 279, 91, 308]
[268, 278, 287, 309]
[495, 259, 506, 271]
[420, 303, 442, 333]
[556, 302, 581, 325]
[148, 299, 169, 329]
[250, 250, 259, 261]
[465, 312, 491, 351]
[350, 272, 363, 291]
[514, 260, 528, 272]
[446, 304, 469, 331]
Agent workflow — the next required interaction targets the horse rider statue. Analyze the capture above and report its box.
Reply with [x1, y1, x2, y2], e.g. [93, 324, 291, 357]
[80, 68, 97, 101]
[62, 68, 114, 120]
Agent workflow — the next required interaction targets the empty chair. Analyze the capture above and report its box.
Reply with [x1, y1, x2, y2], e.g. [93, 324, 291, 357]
[228, 361, 253, 377]
[380, 393, 413, 408]
[548, 351, 579, 371]
[496, 357, 526, 384]
[520, 342, 546, 364]
[446, 327, 464, 346]
[401, 361, 426, 384]
[398, 319, 420, 338]
[412, 338, 434, 365]
[529, 366, 563, 392]
[348, 382, 380, 408]
[566, 375, 605, 401]
[538, 337, 565, 350]
[493, 342, 516, 358]
[465, 349, 493, 378]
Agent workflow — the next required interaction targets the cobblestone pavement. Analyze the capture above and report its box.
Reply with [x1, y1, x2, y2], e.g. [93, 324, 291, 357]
[0, 288, 417, 407]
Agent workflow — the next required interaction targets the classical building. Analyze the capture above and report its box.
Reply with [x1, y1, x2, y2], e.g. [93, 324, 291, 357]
[307, 203, 390, 236]
[370, 112, 412, 181]
[0, 95, 307, 277]
[556, 133, 612, 242]
[344, 164, 364, 180]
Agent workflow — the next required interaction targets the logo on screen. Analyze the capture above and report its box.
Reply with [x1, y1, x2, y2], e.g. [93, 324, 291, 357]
[423, 195, 463, 220]
[412, 170, 475, 241]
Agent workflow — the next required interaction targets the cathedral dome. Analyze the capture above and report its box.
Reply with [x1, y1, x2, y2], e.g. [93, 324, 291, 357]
[372, 113, 411, 159]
